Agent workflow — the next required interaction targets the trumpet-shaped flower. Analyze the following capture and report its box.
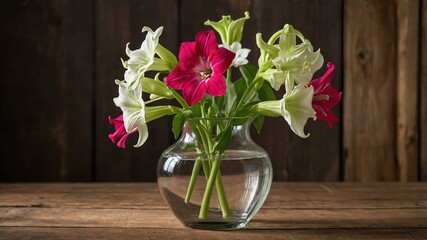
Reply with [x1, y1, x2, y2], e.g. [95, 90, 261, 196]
[259, 24, 324, 91]
[220, 42, 250, 67]
[112, 80, 148, 147]
[108, 115, 138, 148]
[308, 62, 342, 127]
[204, 11, 250, 45]
[165, 30, 235, 106]
[123, 26, 163, 90]
[254, 81, 316, 138]
[281, 81, 316, 138]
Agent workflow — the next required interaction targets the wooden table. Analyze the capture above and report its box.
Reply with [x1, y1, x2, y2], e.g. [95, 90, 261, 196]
[0, 183, 426, 239]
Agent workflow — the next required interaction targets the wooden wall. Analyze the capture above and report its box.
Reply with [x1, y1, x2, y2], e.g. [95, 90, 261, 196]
[0, 0, 425, 182]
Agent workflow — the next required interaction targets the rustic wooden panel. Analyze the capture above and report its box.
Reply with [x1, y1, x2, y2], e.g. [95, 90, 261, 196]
[180, 0, 342, 181]
[396, 0, 420, 181]
[62, 0, 94, 181]
[2, 207, 426, 229]
[1, 183, 425, 210]
[0, 0, 93, 181]
[343, 0, 398, 181]
[0, 0, 63, 181]
[0, 183, 426, 239]
[95, 0, 178, 181]
[421, 0, 427, 181]
[1, 228, 426, 240]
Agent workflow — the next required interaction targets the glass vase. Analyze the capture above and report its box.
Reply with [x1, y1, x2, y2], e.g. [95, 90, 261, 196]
[157, 118, 273, 230]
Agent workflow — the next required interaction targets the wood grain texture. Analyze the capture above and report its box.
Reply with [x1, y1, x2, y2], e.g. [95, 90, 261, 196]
[421, 0, 427, 181]
[0, 0, 64, 181]
[95, 0, 178, 181]
[0, 183, 426, 239]
[1, 228, 425, 240]
[396, 0, 420, 181]
[62, 0, 94, 181]
[344, 0, 398, 181]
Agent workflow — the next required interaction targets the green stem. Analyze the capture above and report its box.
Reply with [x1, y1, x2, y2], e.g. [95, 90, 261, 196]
[193, 120, 230, 219]
[215, 165, 231, 217]
[235, 75, 260, 112]
[185, 159, 202, 203]
[171, 89, 190, 110]
[199, 157, 221, 219]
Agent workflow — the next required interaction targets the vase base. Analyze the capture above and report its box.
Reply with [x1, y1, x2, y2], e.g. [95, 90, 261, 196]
[184, 219, 247, 230]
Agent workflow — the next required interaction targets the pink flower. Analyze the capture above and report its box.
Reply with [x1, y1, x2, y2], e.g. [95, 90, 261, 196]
[108, 115, 137, 148]
[165, 30, 235, 106]
[308, 62, 342, 127]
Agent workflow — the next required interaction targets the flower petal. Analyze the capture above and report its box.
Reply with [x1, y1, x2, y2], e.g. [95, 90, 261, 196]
[182, 79, 207, 106]
[281, 84, 316, 138]
[108, 115, 126, 144]
[195, 30, 218, 60]
[178, 42, 198, 69]
[211, 47, 235, 74]
[134, 119, 149, 147]
[165, 66, 199, 90]
[309, 62, 342, 128]
[206, 74, 226, 96]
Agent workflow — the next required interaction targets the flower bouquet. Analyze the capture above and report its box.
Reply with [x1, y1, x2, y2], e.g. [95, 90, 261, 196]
[108, 12, 341, 230]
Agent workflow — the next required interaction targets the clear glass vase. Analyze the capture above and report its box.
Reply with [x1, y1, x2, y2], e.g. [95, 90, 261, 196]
[157, 118, 273, 230]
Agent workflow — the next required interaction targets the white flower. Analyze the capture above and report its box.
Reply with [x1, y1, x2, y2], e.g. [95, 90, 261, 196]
[220, 42, 250, 67]
[259, 24, 323, 91]
[280, 81, 316, 138]
[113, 81, 148, 147]
[276, 25, 323, 85]
[123, 26, 163, 90]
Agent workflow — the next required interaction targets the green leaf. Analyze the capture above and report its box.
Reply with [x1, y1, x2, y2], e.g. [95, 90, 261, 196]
[258, 81, 277, 101]
[213, 126, 232, 154]
[239, 63, 258, 86]
[233, 78, 247, 101]
[252, 115, 265, 134]
[172, 110, 191, 139]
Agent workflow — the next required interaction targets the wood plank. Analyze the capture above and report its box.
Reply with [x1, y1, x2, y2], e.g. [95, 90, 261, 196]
[62, 0, 94, 181]
[343, 0, 398, 181]
[0, 0, 65, 181]
[421, 0, 427, 181]
[1, 183, 425, 209]
[396, 0, 420, 181]
[95, 0, 178, 181]
[0, 227, 425, 240]
[0, 183, 425, 238]
[0, 207, 425, 229]
[180, 0, 342, 181]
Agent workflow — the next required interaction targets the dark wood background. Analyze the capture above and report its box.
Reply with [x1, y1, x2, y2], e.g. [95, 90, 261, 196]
[1, 0, 425, 182]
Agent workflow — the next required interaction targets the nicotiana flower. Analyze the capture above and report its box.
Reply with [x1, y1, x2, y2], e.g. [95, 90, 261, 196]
[255, 81, 316, 138]
[220, 42, 250, 67]
[108, 115, 138, 148]
[281, 82, 316, 138]
[164, 30, 235, 106]
[123, 26, 163, 90]
[308, 62, 342, 127]
[205, 11, 250, 45]
[258, 24, 324, 91]
[112, 80, 148, 147]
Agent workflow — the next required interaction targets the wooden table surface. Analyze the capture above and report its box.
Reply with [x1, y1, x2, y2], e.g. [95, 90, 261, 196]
[0, 183, 426, 239]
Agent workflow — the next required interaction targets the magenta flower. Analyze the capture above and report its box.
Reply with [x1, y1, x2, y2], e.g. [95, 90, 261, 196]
[165, 30, 235, 106]
[308, 62, 342, 127]
[108, 115, 137, 148]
